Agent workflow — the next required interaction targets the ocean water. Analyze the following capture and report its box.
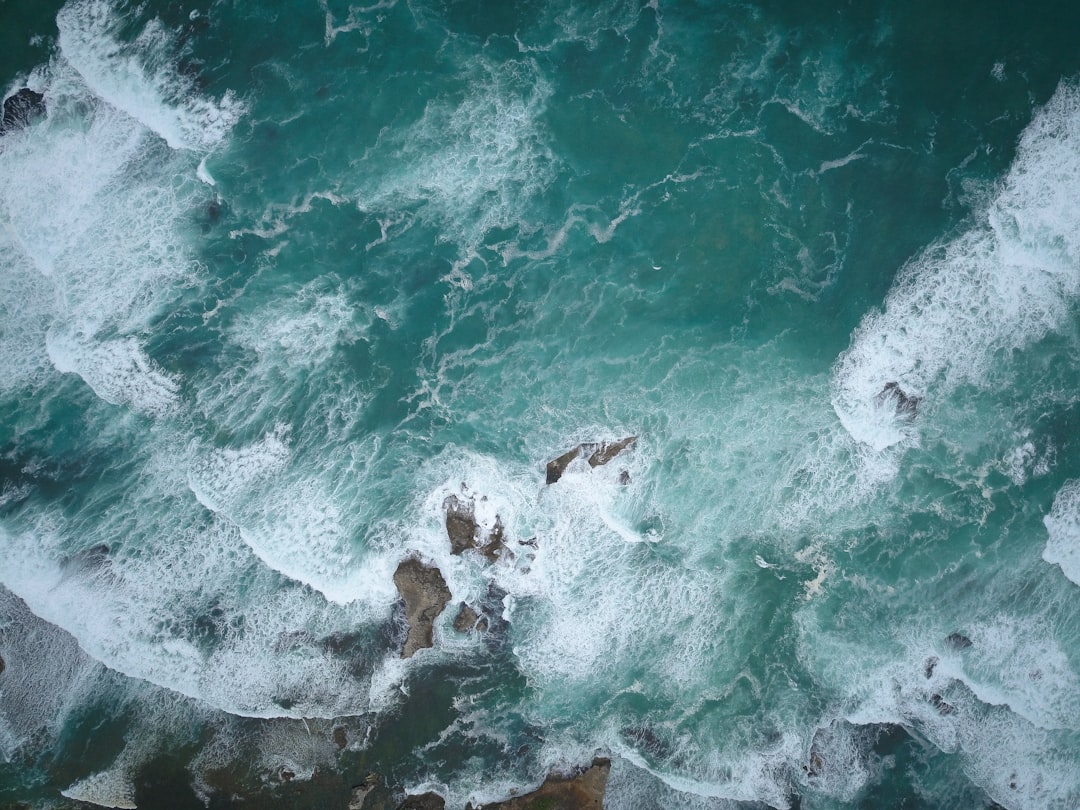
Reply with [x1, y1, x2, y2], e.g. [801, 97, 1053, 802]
[1, 1, 1079, 808]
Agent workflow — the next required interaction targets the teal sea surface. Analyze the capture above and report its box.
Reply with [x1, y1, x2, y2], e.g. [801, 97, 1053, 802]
[2, 1, 1080, 808]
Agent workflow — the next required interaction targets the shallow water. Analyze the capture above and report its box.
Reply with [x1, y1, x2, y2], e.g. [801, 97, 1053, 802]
[1, 1, 1079, 808]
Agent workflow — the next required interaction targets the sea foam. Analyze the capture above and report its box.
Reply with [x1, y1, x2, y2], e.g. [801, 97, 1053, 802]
[57, 0, 243, 152]
[832, 80, 1080, 450]
[1044, 480, 1080, 586]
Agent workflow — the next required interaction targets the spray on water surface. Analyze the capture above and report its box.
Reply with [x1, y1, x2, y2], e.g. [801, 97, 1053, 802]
[1, 0, 1080, 807]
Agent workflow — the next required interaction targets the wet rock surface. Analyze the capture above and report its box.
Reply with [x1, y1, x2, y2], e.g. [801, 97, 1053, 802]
[348, 774, 380, 809]
[397, 793, 446, 810]
[1, 88, 45, 135]
[944, 632, 973, 650]
[545, 437, 637, 484]
[465, 757, 610, 810]
[393, 558, 452, 658]
[452, 602, 488, 634]
[874, 382, 921, 420]
[444, 495, 509, 562]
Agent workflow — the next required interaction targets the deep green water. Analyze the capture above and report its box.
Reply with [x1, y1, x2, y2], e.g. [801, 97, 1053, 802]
[2, 1, 1080, 808]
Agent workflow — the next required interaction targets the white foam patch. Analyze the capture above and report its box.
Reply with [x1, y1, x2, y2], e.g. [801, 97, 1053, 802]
[1044, 479, 1080, 585]
[806, 614, 1080, 809]
[833, 80, 1080, 449]
[358, 58, 556, 252]
[0, 34, 230, 407]
[62, 769, 138, 809]
[188, 429, 394, 604]
[47, 330, 179, 415]
[0, 434, 394, 718]
[962, 616, 1080, 731]
[57, 0, 243, 152]
[231, 285, 368, 371]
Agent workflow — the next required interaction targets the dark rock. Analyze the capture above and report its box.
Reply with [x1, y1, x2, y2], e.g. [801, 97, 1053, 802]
[348, 774, 379, 809]
[333, 725, 348, 750]
[62, 542, 111, 573]
[0, 654, 4, 675]
[945, 633, 973, 651]
[393, 558, 452, 659]
[545, 437, 637, 484]
[929, 693, 955, 715]
[617, 470, 631, 485]
[1, 88, 45, 135]
[280, 768, 295, 782]
[398, 793, 445, 810]
[804, 749, 825, 777]
[924, 656, 939, 678]
[874, 382, 921, 420]
[466, 757, 610, 810]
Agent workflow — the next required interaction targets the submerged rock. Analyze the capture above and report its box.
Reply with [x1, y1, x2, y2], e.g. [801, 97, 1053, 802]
[466, 757, 610, 810]
[393, 558, 452, 659]
[333, 725, 348, 750]
[874, 382, 921, 420]
[944, 632, 973, 650]
[620, 725, 668, 759]
[0, 88, 45, 135]
[0, 654, 4, 675]
[545, 437, 637, 484]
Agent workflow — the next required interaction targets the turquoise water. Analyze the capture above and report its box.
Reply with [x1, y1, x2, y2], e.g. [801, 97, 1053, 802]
[1, 0, 1080, 807]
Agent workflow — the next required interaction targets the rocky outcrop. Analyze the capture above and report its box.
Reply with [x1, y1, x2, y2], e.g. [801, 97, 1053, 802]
[0, 654, 4, 675]
[393, 558, 452, 659]
[444, 495, 508, 562]
[452, 602, 488, 634]
[466, 758, 610, 810]
[874, 382, 920, 420]
[398, 794, 445, 810]
[1, 88, 45, 135]
[348, 774, 380, 809]
[944, 632, 973, 650]
[545, 437, 637, 484]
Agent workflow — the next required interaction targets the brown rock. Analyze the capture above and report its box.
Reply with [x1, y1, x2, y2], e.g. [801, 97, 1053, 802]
[445, 495, 480, 555]
[467, 757, 610, 809]
[481, 516, 508, 562]
[333, 725, 348, 750]
[393, 558, 452, 659]
[444, 495, 509, 562]
[588, 437, 637, 468]
[453, 603, 480, 633]
[546, 438, 637, 484]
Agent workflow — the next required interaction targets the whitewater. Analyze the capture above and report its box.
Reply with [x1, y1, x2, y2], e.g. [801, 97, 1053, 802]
[1, 1, 1079, 808]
